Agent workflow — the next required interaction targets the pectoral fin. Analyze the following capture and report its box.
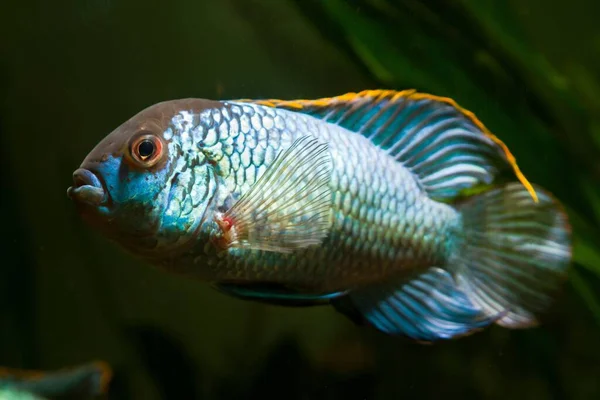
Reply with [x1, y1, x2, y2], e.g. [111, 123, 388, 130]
[214, 135, 333, 253]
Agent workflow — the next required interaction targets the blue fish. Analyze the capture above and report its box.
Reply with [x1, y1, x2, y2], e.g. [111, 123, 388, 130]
[67, 90, 572, 342]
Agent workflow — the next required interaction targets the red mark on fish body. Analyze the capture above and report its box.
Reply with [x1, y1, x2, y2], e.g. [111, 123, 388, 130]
[217, 215, 234, 231]
[213, 212, 238, 250]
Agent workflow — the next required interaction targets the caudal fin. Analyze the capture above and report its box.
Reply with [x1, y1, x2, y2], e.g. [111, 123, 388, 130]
[454, 182, 572, 328]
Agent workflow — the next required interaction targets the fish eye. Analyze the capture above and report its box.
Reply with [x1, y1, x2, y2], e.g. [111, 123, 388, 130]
[138, 139, 155, 159]
[129, 133, 164, 167]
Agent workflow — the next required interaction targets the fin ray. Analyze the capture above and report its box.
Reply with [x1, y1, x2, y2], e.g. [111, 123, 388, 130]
[332, 267, 499, 341]
[454, 182, 572, 328]
[215, 135, 332, 253]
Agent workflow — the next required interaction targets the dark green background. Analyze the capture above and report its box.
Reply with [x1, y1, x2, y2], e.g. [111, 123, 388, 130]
[1, 0, 600, 399]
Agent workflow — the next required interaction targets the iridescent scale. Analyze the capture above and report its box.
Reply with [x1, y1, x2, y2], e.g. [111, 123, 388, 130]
[164, 102, 459, 292]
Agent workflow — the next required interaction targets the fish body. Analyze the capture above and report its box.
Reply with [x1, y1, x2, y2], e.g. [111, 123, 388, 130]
[68, 90, 572, 341]
[150, 100, 455, 289]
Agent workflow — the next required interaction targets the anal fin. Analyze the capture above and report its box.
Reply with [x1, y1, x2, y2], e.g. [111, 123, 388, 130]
[332, 267, 501, 342]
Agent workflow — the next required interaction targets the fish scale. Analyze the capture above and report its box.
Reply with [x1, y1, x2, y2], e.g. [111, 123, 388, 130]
[171, 101, 459, 290]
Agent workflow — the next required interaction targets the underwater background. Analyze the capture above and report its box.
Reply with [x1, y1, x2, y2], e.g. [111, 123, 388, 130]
[1, 0, 600, 399]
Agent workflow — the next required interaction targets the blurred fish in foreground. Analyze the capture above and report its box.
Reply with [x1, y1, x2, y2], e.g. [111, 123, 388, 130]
[67, 90, 572, 342]
[0, 361, 111, 399]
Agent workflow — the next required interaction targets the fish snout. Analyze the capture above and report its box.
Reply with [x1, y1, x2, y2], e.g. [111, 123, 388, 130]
[67, 168, 106, 206]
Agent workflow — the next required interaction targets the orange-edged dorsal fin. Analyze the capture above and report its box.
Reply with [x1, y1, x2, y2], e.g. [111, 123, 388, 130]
[236, 90, 538, 203]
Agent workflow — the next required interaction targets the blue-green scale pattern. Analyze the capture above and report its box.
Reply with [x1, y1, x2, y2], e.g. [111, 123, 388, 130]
[162, 102, 461, 292]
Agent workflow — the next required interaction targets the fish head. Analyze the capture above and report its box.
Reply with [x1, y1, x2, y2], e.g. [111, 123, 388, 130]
[68, 99, 223, 258]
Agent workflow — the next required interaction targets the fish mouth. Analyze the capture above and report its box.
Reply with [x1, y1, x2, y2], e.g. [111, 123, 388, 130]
[67, 168, 106, 206]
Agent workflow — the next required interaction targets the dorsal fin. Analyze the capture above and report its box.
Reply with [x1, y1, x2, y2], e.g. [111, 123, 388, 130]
[236, 90, 537, 202]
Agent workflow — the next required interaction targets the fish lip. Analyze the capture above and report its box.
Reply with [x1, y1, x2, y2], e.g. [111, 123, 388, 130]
[67, 168, 107, 206]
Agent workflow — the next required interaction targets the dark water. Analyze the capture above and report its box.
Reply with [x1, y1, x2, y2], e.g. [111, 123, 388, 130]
[1, 0, 600, 399]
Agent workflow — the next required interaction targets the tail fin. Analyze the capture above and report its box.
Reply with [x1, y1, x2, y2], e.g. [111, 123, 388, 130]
[454, 182, 572, 328]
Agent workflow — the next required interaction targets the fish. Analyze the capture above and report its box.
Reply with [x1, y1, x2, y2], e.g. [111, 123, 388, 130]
[67, 89, 572, 342]
[0, 361, 112, 399]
